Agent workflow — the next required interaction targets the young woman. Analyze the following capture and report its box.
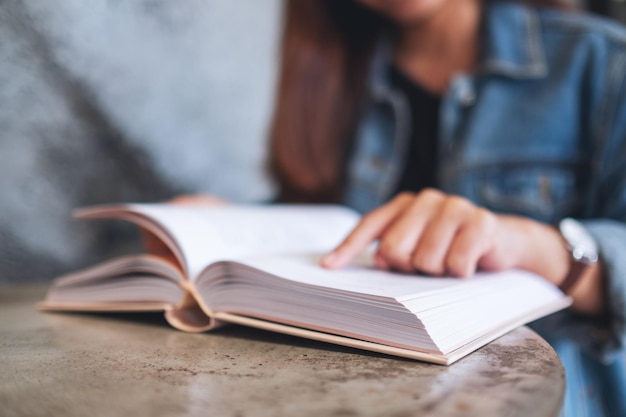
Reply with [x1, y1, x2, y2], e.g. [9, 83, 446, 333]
[268, 0, 626, 415]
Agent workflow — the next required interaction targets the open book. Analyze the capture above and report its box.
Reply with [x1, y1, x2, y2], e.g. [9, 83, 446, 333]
[40, 203, 571, 365]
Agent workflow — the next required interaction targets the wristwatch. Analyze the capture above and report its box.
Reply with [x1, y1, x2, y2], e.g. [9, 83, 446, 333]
[557, 218, 599, 294]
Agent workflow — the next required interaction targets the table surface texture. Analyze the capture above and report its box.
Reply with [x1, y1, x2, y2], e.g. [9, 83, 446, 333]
[0, 286, 565, 417]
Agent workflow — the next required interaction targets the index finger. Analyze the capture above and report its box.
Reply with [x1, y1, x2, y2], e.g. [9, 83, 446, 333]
[321, 197, 411, 269]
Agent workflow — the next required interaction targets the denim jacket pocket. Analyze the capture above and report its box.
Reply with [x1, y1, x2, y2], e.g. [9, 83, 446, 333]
[473, 165, 581, 223]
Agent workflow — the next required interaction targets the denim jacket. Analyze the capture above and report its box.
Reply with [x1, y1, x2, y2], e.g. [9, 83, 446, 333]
[342, 3, 626, 416]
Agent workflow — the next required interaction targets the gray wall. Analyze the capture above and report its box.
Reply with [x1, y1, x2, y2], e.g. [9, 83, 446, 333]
[0, 0, 282, 282]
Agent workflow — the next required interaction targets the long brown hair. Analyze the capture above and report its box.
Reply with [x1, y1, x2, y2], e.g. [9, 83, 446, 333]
[268, 0, 574, 204]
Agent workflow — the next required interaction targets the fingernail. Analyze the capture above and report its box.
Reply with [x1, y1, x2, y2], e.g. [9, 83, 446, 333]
[321, 252, 337, 267]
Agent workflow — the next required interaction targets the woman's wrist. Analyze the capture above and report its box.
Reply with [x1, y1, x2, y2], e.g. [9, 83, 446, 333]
[504, 215, 605, 316]
[511, 217, 570, 285]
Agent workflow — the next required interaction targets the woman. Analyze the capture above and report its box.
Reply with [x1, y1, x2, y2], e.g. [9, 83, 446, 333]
[268, 0, 626, 415]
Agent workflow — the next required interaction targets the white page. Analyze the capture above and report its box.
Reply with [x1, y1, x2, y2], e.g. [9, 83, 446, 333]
[129, 204, 360, 279]
[233, 253, 477, 299]
[231, 253, 564, 304]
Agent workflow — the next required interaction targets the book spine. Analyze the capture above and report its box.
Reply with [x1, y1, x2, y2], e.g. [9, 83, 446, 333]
[164, 284, 224, 333]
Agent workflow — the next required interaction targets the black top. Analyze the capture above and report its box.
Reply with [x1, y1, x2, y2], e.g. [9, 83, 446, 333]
[389, 66, 441, 195]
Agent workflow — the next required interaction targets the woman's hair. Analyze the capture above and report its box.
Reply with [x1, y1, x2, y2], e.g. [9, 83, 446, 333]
[268, 0, 573, 204]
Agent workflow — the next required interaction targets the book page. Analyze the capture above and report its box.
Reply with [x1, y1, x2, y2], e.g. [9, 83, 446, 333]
[128, 204, 360, 279]
[229, 253, 462, 299]
[232, 253, 566, 323]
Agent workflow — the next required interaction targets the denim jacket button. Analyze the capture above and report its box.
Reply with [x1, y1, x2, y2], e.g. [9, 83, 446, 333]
[459, 89, 476, 106]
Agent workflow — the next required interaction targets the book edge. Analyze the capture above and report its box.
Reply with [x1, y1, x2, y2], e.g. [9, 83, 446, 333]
[74, 204, 188, 278]
[213, 311, 450, 365]
[442, 296, 572, 364]
[37, 300, 172, 312]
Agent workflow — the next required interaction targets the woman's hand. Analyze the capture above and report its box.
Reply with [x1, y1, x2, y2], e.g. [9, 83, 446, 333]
[322, 189, 533, 276]
[321, 189, 605, 315]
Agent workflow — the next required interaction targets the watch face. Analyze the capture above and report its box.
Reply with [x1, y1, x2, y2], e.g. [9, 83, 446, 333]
[559, 218, 599, 263]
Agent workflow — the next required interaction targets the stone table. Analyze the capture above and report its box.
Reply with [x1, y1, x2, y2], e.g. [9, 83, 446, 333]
[0, 286, 564, 417]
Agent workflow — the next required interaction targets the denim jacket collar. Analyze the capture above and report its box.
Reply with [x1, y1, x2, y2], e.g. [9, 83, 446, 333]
[368, 2, 549, 96]
[480, 2, 548, 79]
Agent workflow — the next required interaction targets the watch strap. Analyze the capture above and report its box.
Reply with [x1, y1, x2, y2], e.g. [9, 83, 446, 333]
[558, 260, 588, 294]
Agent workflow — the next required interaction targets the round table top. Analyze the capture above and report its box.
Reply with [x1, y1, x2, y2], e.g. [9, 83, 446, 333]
[1, 286, 564, 417]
